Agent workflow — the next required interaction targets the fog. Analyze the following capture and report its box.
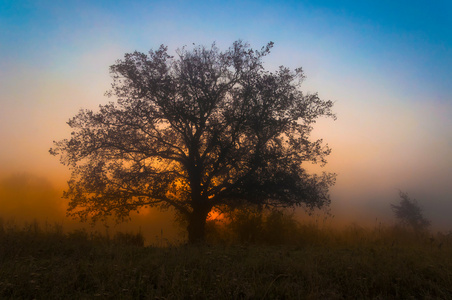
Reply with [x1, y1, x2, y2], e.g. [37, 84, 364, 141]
[0, 173, 180, 244]
[0, 168, 450, 246]
[1, 1, 451, 241]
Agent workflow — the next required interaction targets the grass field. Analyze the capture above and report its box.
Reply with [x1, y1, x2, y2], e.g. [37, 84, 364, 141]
[1, 217, 451, 299]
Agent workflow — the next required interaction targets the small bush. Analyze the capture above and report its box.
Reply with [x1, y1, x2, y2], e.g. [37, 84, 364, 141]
[227, 208, 264, 243]
[262, 210, 299, 244]
[113, 231, 145, 247]
[205, 208, 302, 245]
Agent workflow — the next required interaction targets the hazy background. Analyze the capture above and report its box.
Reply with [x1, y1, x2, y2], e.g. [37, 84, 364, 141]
[1, 0, 451, 241]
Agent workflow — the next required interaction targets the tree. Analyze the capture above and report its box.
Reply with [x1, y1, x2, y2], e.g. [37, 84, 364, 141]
[391, 191, 430, 232]
[50, 41, 336, 243]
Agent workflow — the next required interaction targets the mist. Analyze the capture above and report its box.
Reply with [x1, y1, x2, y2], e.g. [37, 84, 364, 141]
[1, 0, 451, 241]
[0, 170, 449, 247]
[0, 173, 179, 244]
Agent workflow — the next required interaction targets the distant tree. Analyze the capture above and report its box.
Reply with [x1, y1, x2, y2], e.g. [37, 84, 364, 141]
[50, 41, 336, 244]
[391, 191, 430, 232]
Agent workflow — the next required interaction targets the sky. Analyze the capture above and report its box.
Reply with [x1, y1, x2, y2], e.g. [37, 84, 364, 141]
[1, 0, 451, 237]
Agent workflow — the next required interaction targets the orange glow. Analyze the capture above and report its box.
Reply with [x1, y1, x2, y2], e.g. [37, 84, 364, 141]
[207, 209, 223, 221]
[137, 206, 152, 216]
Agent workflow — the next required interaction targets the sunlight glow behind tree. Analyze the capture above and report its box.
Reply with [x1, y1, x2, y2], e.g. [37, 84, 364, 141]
[50, 41, 336, 243]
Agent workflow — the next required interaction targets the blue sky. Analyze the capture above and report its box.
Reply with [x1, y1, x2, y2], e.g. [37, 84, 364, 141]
[1, 0, 451, 108]
[1, 0, 451, 229]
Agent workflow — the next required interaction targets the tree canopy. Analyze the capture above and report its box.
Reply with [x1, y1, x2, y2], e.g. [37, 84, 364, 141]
[50, 41, 336, 243]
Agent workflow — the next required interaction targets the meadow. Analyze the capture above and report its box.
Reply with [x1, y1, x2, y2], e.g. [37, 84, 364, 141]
[0, 213, 451, 299]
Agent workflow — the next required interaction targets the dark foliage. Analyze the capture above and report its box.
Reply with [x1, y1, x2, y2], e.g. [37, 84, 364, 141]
[222, 208, 300, 244]
[50, 41, 335, 243]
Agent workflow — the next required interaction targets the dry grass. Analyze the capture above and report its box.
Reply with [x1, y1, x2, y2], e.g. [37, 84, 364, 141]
[0, 217, 451, 299]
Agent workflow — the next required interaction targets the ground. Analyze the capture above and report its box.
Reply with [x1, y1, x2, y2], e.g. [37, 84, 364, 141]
[1, 221, 451, 299]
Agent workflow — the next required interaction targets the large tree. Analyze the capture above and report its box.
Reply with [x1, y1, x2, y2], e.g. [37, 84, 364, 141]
[50, 41, 336, 243]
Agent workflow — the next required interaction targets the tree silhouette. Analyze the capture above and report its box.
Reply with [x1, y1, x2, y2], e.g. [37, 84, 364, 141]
[50, 41, 336, 243]
[391, 191, 430, 232]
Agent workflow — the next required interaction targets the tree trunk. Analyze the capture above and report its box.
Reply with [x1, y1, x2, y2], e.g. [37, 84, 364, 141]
[187, 207, 210, 244]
